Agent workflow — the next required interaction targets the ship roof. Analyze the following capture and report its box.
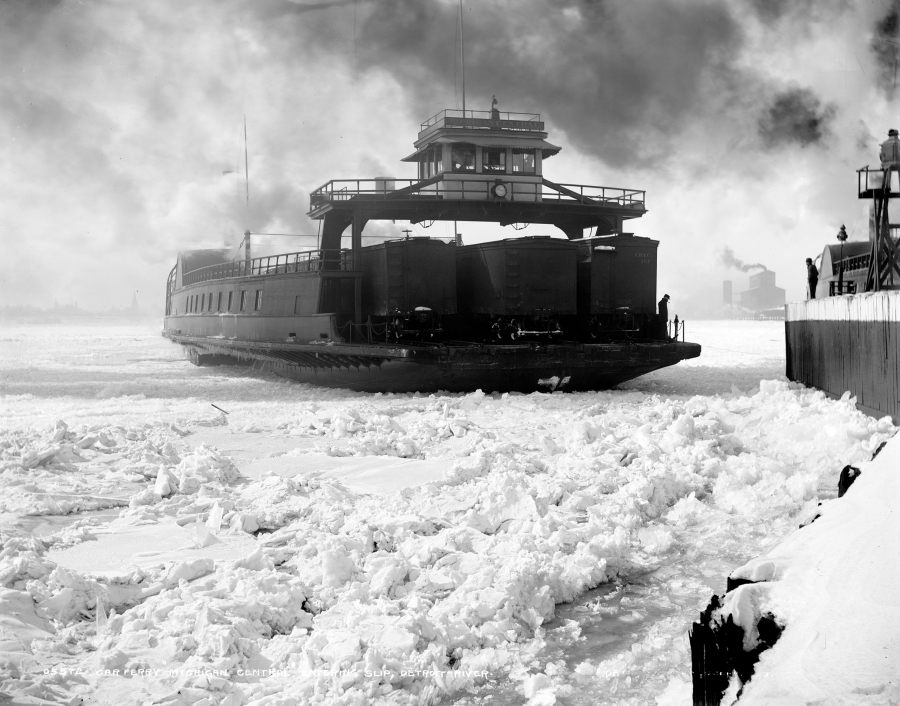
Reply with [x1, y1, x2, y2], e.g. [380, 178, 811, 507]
[823, 241, 870, 259]
[401, 134, 561, 162]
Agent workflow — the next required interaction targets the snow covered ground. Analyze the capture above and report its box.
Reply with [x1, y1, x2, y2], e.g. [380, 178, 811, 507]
[0, 320, 895, 706]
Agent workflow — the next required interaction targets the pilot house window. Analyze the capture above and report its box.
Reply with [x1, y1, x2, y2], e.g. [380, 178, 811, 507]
[483, 148, 506, 173]
[512, 149, 536, 174]
[419, 148, 443, 179]
[451, 144, 475, 173]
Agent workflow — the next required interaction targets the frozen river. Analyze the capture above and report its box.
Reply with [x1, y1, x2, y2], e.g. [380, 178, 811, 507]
[0, 320, 894, 706]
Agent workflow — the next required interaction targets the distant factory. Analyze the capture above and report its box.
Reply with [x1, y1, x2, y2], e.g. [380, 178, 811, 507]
[723, 269, 785, 317]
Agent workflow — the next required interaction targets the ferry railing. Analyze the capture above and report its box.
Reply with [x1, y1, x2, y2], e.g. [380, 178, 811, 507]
[420, 109, 543, 132]
[308, 176, 645, 209]
[165, 265, 176, 316]
[540, 180, 645, 207]
[313, 179, 423, 204]
[182, 249, 355, 286]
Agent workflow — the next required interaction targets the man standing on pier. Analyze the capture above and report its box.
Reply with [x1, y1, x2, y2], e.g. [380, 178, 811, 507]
[880, 128, 900, 168]
[806, 258, 818, 299]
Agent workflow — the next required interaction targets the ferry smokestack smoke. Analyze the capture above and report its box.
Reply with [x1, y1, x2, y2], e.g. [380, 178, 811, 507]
[357, 0, 745, 168]
[757, 87, 836, 149]
[722, 246, 767, 272]
[871, 3, 900, 99]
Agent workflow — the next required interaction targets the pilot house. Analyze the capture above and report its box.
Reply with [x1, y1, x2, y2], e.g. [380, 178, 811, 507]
[401, 102, 561, 202]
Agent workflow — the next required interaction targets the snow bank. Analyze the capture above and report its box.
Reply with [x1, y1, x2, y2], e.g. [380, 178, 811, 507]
[726, 434, 900, 706]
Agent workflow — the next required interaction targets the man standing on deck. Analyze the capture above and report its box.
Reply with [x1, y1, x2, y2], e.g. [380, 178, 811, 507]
[880, 129, 900, 169]
[658, 294, 670, 338]
[806, 258, 819, 299]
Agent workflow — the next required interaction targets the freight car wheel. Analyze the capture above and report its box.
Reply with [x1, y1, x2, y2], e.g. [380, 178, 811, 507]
[508, 319, 519, 341]
[589, 316, 601, 340]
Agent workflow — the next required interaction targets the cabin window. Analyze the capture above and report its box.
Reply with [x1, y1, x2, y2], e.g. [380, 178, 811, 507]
[216, 292, 222, 311]
[294, 295, 302, 314]
[482, 148, 506, 173]
[512, 149, 536, 174]
[227, 291, 234, 312]
[420, 148, 444, 179]
[254, 290, 262, 311]
[432, 148, 443, 176]
[201, 293, 206, 311]
[209, 293, 214, 312]
[451, 144, 475, 173]
[239, 290, 247, 312]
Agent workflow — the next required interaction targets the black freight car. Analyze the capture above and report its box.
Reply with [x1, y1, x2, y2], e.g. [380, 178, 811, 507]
[571, 233, 659, 339]
[454, 237, 578, 340]
[360, 238, 456, 340]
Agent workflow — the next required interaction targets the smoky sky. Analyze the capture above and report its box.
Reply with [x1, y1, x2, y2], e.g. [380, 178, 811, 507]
[1, 0, 897, 310]
[722, 246, 767, 272]
[355, 0, 746, 167]
[758, 87, 836, 149]
[871, 1, 900, 100]
[342, 0, 849, 168]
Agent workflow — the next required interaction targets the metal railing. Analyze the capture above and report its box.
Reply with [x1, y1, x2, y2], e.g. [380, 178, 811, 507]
[420, 109, 542, 132]
[182, 249, 355, 286]
[829, 280, 858, 296]
[542, 181, 645, 207]
[857, 166, 899, 196]
[835, 253, 871, 273]
[308, 175, 646, 210]
[310, 179, 422, 206]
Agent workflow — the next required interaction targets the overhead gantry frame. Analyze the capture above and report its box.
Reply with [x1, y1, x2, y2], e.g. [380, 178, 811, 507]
[310, 175, 647, 324]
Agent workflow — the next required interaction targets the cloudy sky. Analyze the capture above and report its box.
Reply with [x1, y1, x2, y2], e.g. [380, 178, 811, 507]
[2, 0, 898, 315]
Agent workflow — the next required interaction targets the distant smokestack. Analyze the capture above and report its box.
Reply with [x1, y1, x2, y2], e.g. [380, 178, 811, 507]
[723, 280, 732, 306]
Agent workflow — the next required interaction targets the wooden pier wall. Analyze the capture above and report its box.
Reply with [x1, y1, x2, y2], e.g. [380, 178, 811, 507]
[785, 291, 900, 424]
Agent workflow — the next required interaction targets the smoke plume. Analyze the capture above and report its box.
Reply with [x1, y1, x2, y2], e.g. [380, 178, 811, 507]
[871, 1, 900, 100]
[758, 87, 836, 148]
[722, 246, 767, 272]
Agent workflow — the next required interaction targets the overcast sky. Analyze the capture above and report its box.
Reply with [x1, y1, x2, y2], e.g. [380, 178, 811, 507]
[2, 0, 898, 316]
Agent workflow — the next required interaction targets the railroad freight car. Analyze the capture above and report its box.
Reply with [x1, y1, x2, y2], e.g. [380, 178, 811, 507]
[571, 233, 659, 339]
[360, 237, 457, 340]
[455, 236, 578, 340]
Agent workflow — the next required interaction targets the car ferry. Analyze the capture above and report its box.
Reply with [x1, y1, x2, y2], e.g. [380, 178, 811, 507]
[162, 104, 700, 392]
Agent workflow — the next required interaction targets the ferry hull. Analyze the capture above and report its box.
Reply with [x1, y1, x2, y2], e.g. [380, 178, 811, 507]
[163, 332, 700, 393]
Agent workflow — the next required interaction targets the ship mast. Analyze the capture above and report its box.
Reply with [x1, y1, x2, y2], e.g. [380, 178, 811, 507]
[243, 115, 251, 262]
[456, 0, 464, 243]
[459, 0, 465, 116]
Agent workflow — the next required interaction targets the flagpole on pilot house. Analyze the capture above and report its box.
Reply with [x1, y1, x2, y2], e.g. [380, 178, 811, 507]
[243, 115, 251, 263]
[459, 0, 465, 117]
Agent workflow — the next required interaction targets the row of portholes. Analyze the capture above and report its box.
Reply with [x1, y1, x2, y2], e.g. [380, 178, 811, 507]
[184, 288, 262, 314]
